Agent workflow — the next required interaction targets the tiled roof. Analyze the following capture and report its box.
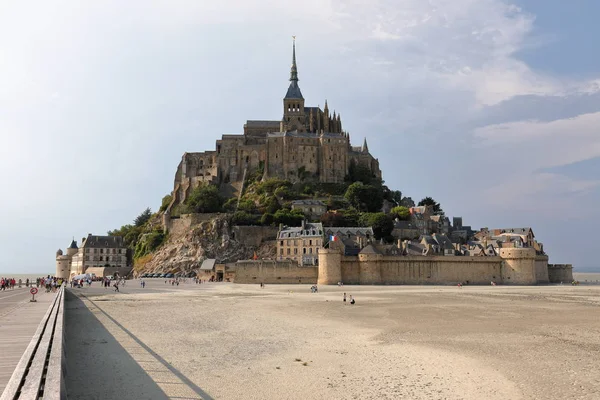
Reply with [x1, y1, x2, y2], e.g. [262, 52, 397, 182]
[291, 200, 325, 206]
[325, 227, 374, 237]
[359, 244, 381, 255]
[245, 120, 281, 127]
[278, 223, 324, 239]
[489, 228, 533, 237]
[285, 81, 304, 99]
[83, 235, 125, 249]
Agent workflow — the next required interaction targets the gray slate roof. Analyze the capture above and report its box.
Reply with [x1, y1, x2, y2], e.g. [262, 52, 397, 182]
[325, 227, 374, 238]
[267, 131, 345, 139]
[278, 222, 324, 239]
[245, 120, 281, 127]
[200, 259, 216, 270]
[285, 81, 304, 99]
[433, 234, 454, 250]
[68, 240, 78, 249]
[291, 200, 325, 206]
[83, 235, 125, 249]
[359, 244, 381, 255]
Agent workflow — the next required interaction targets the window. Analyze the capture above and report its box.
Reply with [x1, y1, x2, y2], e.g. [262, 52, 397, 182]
[86, 248, 89, 253]
[100, 249, 104, 254]
[287, 248, 291, 255]
[294, 248, 298, 255]
[280, 241, 284, 246]
[99, 256, 103, 261]
[309, 240, 312, 246]
[309, 248, 313, 254]
[94, 249, 97, 254]
[118, 249, 122, 254]
[303, 248, 307, 254]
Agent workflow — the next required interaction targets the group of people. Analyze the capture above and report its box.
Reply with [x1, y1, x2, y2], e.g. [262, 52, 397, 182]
[0, 278, 16, 290]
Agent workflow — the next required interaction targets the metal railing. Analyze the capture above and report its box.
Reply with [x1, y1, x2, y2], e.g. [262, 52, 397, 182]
[0, 285, 66, 400]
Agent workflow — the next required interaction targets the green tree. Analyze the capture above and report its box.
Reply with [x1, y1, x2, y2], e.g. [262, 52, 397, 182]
[237, 199, 257, 214]
[186, 184, 223, 213]
[134, 207, 152, 227]
[346, 160, 378, 185]
[418, 197, 443, 214]
[344, 182, 383, 212]
[260, 213, 275, 226]
[262, 196, 281, 214]
[232, 211, 259, 226]
[390, 206, 410, 220]
[273, 208, 304, 226]
[358, 212, 394, 240]
[159, 194, 173, 212]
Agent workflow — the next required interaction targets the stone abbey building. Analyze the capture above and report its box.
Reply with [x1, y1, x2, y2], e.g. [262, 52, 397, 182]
[171, 40, 381, 205]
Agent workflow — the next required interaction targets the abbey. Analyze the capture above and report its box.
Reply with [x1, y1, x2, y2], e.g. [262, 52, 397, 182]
[171, 40, 381, 205]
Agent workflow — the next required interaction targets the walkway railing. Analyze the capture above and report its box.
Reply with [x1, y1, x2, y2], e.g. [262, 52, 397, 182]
[0, 285, 66, 400]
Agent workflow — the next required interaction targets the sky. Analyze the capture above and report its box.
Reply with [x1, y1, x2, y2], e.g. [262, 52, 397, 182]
[0, 0, 598, 273]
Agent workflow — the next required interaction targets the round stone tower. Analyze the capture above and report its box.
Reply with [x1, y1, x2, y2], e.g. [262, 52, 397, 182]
[318, 248, 342, 285]
[499, 247, 537, 285]
[55, 249, 70, 280]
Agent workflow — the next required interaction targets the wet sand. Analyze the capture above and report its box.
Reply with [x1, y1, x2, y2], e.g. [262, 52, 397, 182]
[65, 281, 600, 399]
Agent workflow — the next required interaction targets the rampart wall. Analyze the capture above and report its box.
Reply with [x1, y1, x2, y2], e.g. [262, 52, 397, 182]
[318, 247, 547, 285]
[548, 264, 574, 283]
[234, 260, 318, 284]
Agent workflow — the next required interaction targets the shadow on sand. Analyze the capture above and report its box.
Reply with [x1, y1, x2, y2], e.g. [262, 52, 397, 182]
[65, 290, 213, 400]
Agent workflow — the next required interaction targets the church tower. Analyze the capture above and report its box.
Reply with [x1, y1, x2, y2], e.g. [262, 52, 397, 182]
[283, 37, 306, 132]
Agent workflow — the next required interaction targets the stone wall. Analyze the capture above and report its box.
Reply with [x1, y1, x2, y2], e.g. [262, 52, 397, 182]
[535, 255, 550, 284]
[234, 260, 318, 284]
[318, 247, 548, 285]
[232, 226, 279, 247]
[548, 264, 574, 283]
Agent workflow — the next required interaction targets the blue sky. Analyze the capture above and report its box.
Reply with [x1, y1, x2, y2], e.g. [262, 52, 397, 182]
[0, 0, 598, 273]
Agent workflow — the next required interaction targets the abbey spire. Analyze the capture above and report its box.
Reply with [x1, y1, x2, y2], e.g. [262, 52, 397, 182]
[284, 36, 303, 99]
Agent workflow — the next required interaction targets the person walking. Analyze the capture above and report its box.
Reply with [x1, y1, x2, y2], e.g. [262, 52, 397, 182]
[113, 281, 120, 292]
[349, 295, 355, 305]
[343, 292, 347, 303]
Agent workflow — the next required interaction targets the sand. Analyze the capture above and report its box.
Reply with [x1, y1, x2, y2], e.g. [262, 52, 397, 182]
[65, 281, 600, 400]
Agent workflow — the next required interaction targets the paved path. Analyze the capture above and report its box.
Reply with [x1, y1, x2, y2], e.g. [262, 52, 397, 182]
[0, 288, 55, 393]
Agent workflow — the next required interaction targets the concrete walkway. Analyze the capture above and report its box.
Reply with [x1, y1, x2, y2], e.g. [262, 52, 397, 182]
[0, 289, 55, 393]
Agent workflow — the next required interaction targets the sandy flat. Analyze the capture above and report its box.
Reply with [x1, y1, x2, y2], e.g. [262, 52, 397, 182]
[65, 282, 600, 400]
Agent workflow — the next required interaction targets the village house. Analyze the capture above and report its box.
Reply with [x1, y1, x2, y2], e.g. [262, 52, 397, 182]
[277, 221, 324, 266]
[291, 199, 327, 219]
[325, 227, 374, 256]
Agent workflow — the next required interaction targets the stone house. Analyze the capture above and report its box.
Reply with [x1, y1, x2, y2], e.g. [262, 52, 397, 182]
[391, 219, 420, 240]
[325, 227, 374, 256]
[291, 200, 327, 219]
[277, 221, 324, 266]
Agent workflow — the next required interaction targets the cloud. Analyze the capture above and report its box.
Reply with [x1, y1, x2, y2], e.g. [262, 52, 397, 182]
[1, 0, 600, 271]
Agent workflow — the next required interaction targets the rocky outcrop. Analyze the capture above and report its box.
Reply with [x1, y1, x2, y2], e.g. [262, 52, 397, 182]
[136, 215, 275, 277]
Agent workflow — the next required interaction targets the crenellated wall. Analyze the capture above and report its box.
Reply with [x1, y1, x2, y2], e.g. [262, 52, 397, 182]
[318, 247, 549, 285]
[548, 264, 574, 283]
